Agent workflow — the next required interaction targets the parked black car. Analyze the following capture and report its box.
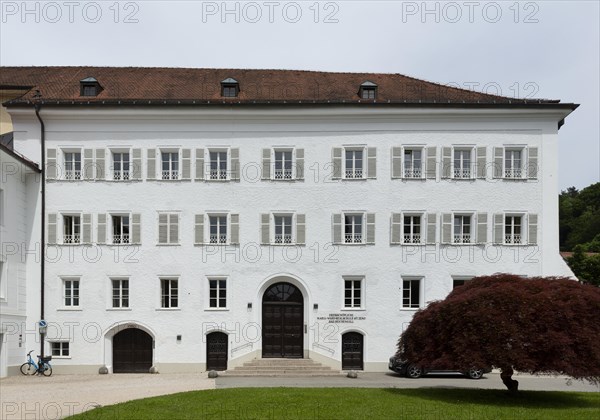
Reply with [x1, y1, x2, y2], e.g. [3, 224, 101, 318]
[389, 356, 491, 379]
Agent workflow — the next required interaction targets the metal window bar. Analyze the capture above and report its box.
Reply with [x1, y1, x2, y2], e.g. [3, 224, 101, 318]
[345, 169, 363, 178]
[64, 170, 82, 180]
[209, 234, 227, 244]
[505, 234, 522, 244]
[345, 233, 363, 243]
[113, 170, 130, 180]
[63, 234, 81, 244]
[162, 170, 179, 180]
[274, 169, 293, 180]
[453, 168, 471, 178]
[113, 234, 130, 244]
[403, 234, 421, 243]
[404, 167, 422, 178]
[210, 169, 228, 180]
[453, 234, 471, 244]
[274, 234, 293, 244]
[504, 168, 522, 178]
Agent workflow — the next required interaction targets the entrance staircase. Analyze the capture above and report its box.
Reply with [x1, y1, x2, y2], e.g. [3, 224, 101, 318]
[223, 358, 341, 377]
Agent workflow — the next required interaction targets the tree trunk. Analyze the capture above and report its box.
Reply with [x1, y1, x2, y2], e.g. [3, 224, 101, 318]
[500, 367, 519, 392]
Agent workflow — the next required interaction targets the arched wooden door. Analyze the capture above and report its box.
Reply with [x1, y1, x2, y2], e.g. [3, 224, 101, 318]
[113, 328, 153, 373]
[262, 282, 304, 358]
[341, 332, 364, 370]
[206, 332, 228, 371]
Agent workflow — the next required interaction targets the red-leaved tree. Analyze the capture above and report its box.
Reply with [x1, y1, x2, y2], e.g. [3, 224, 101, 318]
[397, 274, 600, 392]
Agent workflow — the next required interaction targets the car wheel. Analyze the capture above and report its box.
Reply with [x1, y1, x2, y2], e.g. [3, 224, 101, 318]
[406, 364, 422, 378]
[467, 368, 484, 379]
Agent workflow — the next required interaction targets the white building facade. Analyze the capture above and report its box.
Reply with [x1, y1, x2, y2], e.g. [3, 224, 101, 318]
[2, 68, 576, 374]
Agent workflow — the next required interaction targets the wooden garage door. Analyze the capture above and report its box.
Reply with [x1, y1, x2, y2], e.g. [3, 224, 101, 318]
[113, 328, 153, 373]
[206, 332, 228, 371]
[262, 282, 304, 358]
[342, 332, 364, 370]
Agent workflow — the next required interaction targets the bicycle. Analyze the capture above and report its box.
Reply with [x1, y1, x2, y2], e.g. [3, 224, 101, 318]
[20, 350, 53, 376]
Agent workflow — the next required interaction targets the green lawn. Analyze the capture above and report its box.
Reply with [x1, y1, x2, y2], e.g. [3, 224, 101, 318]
[69, 388, 600, 420]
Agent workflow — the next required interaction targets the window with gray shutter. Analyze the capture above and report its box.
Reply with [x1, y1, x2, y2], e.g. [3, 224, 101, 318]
[367, 147, 377, 179]
[366, 213, 376, 244]
[132, 149, 142, 180]
[230, 148, 240, 181]
[131, 213, 141, 244]
[441, 147, 452, 178]
[261, 214, 270, 245]
[262, 149, 271, 180]
[391, 213, 402, 245]
[441, 213, 452, 244]
[426, 147, 437, 180]
[47, 148, 57, 180]
[528, 214, 538, 245]
[477, 147, 487, 179]
[296, 148, 305, 180]
[84, 149, 94, 180]
[477, 212, 488, 243]
[82, 213, 92, 244]
[493, 147, 504, 178]
[391, 147, 402, 179]
[95, 149, 105, 180]
[332, 213, 342, 244]
[170, 214, 179, 243]
[97, 214, 106, 244]
[332, 148, 342, 179]
[296, 213, 306, 245]
[195, 148, 205, 181]
[158, 214, 168, 244]
[493, 213, 503, 244]
[230, 213, 239, 245]
[426, 213, 437, 244]
[48, 213, 57, 244]
[181, 149, 191, 180]
[195, 214, 204, 244]
[147, 149, 156, 180]
[527, 147, 538, 179]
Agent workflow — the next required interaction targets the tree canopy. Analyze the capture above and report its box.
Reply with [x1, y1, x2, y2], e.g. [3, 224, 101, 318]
[397, 274, 600, 392]
[559, 182, 600, 252]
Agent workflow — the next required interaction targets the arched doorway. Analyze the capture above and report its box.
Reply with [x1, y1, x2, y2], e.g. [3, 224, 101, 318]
[113, 328, 153, 373]
[206, 332, 228, 371]
[262, 282, 304, 358]
[341, 332, 364, 370]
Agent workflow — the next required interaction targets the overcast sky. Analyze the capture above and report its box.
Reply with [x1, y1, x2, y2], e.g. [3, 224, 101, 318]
[1, 0, 598, 190]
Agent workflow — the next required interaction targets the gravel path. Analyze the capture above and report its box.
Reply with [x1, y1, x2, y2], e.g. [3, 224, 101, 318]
[0, 373, 215, 419]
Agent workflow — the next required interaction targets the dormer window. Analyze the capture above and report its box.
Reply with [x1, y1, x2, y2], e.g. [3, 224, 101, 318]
[221, 78, 239, 98]
[359, 81, 377, 100]
[80, 77, 102, 97]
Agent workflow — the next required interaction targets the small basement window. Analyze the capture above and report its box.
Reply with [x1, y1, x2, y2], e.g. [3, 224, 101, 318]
[359, 81, 377, 100]
[80, 77, 102, 97]
[221, 78, 239, 98]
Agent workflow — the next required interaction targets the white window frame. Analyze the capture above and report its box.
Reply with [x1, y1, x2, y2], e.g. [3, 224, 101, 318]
[62, 149, 82, 181]
[452, 147, 474, 179]
[343, 147, 366, 179]
[111, 149, 131, 181]
[401, 277, 423, 310]
[207, 276, 228, 310]
[111, 277, 130, 309]
[272, 148, 295, 180]
[208, 213, 229, 245]
[160, 149, 180, 180]
[62, 214, 81, 245]
[157, 212, 180, 245]
[343, 276, 365, 310]
[50, 341, 70, 358]
[272, 213, 295, 245]
[402, 214, 423, 244]
[453, 213, 473, 244]
[504, 147, 525, 179]
[403, 147, 424, 179]
[343, 212, 365, 244]
[110, 214, 131, 245]
[62, 277, 80, 308]
[452, 275, 474, 290]
[160, 277, 179, 309]
[504, 213, 525, 245]
[207, 148, 229, 181]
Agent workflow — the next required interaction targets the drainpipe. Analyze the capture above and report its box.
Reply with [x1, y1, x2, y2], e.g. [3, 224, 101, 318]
[34, 102, 45, 358]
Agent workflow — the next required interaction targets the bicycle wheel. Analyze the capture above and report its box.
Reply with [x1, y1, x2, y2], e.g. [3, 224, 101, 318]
[20, 363, 35, 375]
[42, 363, 52, 377]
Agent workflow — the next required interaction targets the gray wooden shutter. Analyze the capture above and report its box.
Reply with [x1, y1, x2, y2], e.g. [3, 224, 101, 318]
[262, 149, 271, 180]
[477, 212, 488, 243]
[332, 148, 342, 179]
[261, 214, 270, 245]
[296, 213, 306, 245]
[195, 214, 204, 244]
[47, 213, 57, 244]
[147, 149, 156, 180]
[426, 213, 437, 244]
[132, 148, 142, 180]
[158, 214, 168, 244]
[426, 147, 437, 180]
[527, 147, 538, 179]
[97, 214, 106, 244]
[441, 147, 452, 178]
[366, 213, 376, 244]
[82, 213, 92, 244]
[230, 148, 240, 181]
[169, 214, 179, 244]
[46, 148, 57, 180]
[95, 148, 105, 180]
[528, 214, 538, 245]
[442, 213, 452, 244]
[367, 147, 377, 179]
[493, 213, 503, 244]
[195, 149, 204, 181]
[391, 213, 402, 245]
[230, 213, 239, 245]
[332, 213, 342, 244]
[477, 147, 487, 179]
[391, 147, 402, 179]
[295, 148, 304, 180]
[181, 149, 191, 180]
[132, 213, 141, 244]
[84, 149, 94, 180]
[494, 147, 504, 178]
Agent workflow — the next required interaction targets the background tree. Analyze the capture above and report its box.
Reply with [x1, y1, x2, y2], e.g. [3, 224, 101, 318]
[567, 246, 600, 286]
[559, 182, 600, 251]
[397, 274, 600, 392]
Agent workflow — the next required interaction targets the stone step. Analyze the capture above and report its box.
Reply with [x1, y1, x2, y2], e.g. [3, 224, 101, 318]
[223, 370, 342, 377]
[225, 358, 340, 377]
[234, 365, 334, 371]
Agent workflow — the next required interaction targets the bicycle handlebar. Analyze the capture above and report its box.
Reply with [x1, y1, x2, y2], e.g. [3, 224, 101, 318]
[27, 350, 34, 356]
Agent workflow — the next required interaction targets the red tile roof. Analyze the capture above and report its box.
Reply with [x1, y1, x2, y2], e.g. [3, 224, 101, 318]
[0, 66, 577, 108]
